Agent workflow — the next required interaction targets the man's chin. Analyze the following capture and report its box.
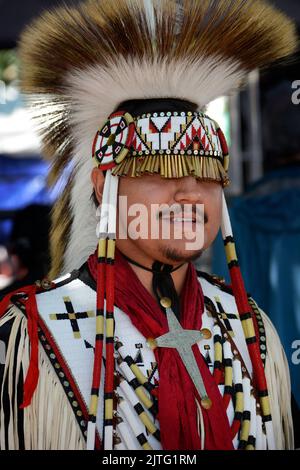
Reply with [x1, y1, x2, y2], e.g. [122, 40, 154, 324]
[159, 245, 204, 264]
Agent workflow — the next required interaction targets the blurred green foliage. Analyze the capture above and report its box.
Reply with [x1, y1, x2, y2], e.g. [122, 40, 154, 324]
[0, 49, 19, 84]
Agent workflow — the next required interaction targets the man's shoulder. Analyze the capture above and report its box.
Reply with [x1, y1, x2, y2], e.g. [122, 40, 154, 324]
[35, 268, 96, 322]
[196, 270, 261, 306]
[196, 270, 268, 324]
[196, 270, 236, 299]
[37, 270, 81, 294]
[0, 268, 93, 325]
[35, 266, 94, 298]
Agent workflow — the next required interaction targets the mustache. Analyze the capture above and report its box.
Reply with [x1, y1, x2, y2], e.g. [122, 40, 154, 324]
[157, 205, 208, 223]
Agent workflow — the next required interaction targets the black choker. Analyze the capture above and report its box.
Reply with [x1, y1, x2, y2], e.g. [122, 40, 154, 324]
[121, 252, 184, 274]
[121, 252, 184, 320]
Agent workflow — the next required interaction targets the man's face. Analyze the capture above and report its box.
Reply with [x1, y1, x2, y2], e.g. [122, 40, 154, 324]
[115, 173, 222, 264]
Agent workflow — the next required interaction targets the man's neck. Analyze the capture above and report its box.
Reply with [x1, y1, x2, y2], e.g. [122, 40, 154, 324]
[129, 262, 188, 298]
[117, 246, 189, 298]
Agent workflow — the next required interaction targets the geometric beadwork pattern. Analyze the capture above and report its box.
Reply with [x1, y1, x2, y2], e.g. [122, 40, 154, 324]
[92, 109, 231, 186]
[92, 111, 135, 170]
[93, 111, 225, 166]
[132, 111, 222, 157]
[49, 296, 95, 339]
[214, 296, 237, 337]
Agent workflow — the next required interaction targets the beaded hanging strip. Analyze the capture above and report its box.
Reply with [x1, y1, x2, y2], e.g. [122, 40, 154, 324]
[114, 340, 160, 449]
[199, 297, 267, 450]
[221, 194, 274, 448]
[86, 170, 119, 450]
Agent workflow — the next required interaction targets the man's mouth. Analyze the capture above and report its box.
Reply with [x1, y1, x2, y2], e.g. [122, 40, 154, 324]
[161, 214, 203, 224]
[170, 217, 196, 223]
[162, 216, 203, 226]
[158, 207, 208, 225]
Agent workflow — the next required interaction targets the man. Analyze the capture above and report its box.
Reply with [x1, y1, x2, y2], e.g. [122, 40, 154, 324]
[0, 0, 297, 450]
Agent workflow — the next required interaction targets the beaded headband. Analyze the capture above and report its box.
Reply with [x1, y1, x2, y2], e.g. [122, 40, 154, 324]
[92, 111, 230, 186]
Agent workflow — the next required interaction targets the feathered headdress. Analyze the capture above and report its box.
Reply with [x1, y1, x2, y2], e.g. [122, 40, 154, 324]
[19, 0, 296, 277]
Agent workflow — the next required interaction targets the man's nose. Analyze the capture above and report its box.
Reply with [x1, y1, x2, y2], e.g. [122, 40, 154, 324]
[173, 176, 203, 204]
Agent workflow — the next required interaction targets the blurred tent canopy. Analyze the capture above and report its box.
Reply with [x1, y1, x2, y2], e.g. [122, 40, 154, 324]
[0, 2, 79, 242]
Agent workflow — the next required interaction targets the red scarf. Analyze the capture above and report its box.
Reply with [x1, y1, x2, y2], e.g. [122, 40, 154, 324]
[88, 249, 233, 450]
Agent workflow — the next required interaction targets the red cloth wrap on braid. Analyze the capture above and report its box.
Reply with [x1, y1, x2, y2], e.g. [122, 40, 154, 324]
[88, 249, 234, 450]
[0, 284, 39, 407]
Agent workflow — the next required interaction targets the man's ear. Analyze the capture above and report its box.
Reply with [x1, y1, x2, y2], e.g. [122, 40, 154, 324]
[91, 167, 105, 203]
